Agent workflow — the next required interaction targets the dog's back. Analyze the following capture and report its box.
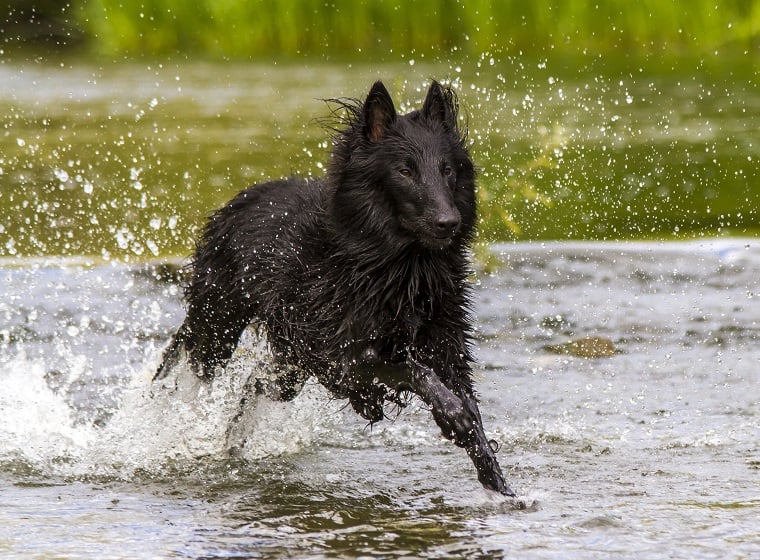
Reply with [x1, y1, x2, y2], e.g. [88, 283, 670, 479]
[156, 177, 325, 380]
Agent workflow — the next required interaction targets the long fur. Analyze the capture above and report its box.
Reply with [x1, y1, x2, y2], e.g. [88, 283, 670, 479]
[156, 80, 514, 495]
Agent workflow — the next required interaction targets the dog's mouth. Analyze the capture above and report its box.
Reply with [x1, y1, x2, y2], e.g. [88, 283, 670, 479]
[397, 217, 460, 250]
[420, 230, 457, 250]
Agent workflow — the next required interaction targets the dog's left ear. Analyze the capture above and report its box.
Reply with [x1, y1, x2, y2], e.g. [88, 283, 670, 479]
[422, 80, 457, 129]
[363, 81, 397, 142]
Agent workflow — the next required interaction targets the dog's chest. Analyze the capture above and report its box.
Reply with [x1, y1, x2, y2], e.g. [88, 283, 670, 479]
[349, 272, 440, 342]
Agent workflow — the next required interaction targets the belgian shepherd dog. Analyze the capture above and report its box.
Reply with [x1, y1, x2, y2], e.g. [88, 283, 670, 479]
[155, 80, 515, 496]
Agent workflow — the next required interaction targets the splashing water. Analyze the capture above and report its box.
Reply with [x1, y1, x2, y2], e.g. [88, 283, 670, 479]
[1, 354, 97, 470]
[1, 241, 759, 558]
[100, 330, 342, 478]
[1, 346, 341, 483]
[0, 268, 342, 482]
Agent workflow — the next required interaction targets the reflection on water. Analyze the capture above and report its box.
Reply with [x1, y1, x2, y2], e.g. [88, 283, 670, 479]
[1, 57, 758, 260]
[1, 240, 758, 558]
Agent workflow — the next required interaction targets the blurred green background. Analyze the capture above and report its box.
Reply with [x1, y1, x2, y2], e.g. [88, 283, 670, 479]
[3, 0, 760, 58]
[1, 1, 759, 260]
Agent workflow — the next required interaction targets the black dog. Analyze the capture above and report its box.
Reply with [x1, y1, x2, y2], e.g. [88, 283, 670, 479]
[155, 80, 515, 497]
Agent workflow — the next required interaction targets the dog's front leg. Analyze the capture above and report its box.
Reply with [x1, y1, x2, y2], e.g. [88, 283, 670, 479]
[407, 357, 515, 497]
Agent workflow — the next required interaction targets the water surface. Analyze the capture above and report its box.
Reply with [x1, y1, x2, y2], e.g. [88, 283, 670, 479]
[1, 57, 758, 260]
[1, 55, 758, 558]
[1, 240, 758, 558]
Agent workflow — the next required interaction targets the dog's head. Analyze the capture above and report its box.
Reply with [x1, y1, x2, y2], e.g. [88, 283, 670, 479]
[328, 81, 476, 251]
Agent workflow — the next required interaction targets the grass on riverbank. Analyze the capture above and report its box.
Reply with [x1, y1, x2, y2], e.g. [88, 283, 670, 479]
[76, 0, 760, 58]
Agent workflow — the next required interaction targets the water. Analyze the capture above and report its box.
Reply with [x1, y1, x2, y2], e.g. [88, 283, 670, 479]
[1, 239, 758, 558]
[1, 57, 758, 260]
[1, 56, 758, 557]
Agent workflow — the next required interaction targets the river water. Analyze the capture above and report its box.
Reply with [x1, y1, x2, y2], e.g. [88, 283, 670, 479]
[1, 56, 758, 259]
[1, 55, 759, 558]
[1, 239, 758, 559]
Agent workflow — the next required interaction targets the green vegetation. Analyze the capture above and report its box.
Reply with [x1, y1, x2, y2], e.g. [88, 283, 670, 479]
[2, 3, 759, 260]
[7, 0, 760, 58]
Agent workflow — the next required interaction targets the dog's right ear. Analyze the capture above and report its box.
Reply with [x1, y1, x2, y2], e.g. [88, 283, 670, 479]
[362, 81, 396, 142]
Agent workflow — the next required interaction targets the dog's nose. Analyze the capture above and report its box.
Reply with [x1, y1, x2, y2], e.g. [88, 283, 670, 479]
[434, 214, 461, 238]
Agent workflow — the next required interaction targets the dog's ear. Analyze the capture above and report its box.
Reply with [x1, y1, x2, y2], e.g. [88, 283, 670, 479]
[422, 80, 457, 129]
[363, 81, 396, 142]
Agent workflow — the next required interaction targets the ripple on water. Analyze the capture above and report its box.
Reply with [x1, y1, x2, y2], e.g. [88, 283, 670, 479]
[0, 241, 759, 558]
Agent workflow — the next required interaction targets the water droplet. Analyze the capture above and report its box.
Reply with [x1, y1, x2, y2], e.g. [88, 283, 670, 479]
[54, 169, 70, 183]
[146, 239, 159, 256]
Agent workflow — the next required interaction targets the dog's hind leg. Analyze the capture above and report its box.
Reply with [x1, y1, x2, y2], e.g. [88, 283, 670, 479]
[406, 357, 516, 497]
[154, 293, 255, 382]
[153, 328, 186, 381]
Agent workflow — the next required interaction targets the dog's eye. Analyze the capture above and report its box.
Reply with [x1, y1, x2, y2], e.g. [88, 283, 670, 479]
[399, 168, 412, 178]
[442, 165, 453, 177]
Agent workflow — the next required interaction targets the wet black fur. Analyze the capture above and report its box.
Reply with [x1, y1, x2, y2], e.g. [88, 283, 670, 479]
[156, 81, 514, 496]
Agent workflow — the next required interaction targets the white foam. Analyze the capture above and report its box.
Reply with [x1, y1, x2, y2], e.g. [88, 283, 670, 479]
[0, 330, 342, 480]
[0, 352, 97, 469]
